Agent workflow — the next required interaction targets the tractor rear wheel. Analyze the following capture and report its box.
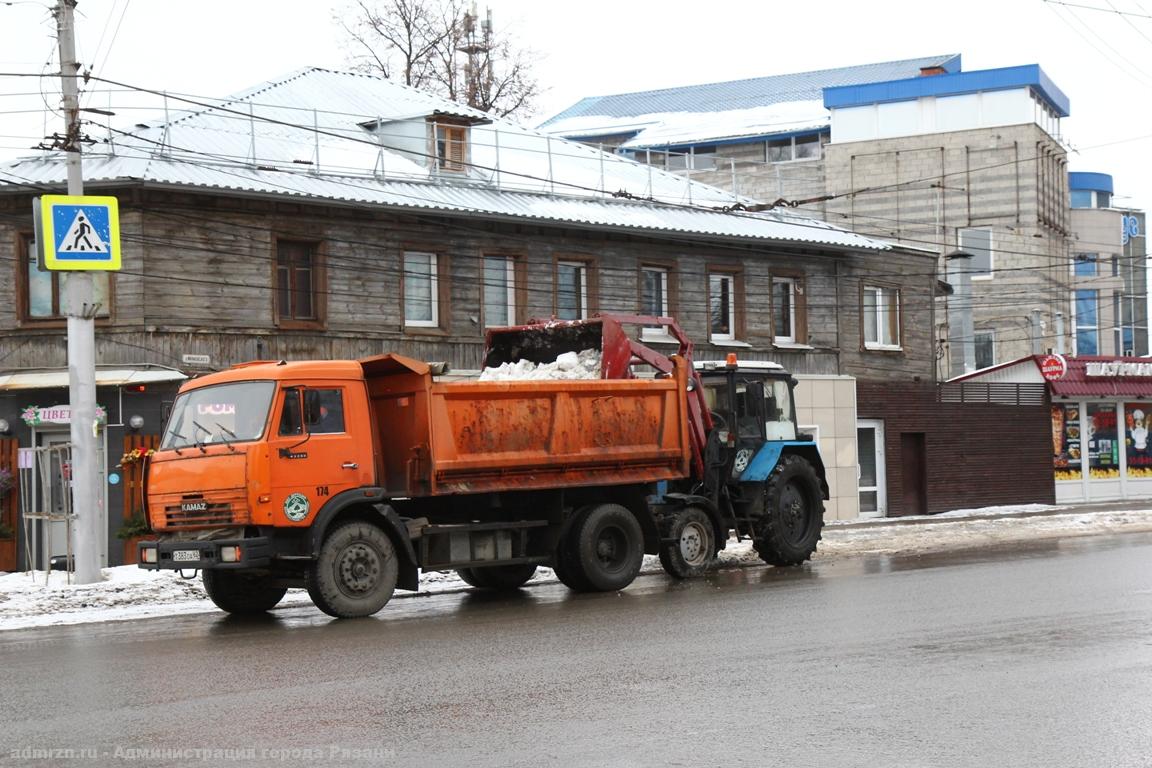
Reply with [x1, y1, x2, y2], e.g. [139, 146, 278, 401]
[753, 455, 824, 566]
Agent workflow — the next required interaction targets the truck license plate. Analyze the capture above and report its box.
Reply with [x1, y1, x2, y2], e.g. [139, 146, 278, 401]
[172, 550, 200, 563]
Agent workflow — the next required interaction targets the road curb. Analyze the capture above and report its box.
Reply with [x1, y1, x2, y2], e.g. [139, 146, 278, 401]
[830, 502, 1152, 530]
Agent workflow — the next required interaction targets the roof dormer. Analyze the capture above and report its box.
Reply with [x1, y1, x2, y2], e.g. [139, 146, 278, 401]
[426, 110, 491, 175]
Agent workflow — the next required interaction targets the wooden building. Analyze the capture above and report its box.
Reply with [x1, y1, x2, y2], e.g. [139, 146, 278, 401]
[0, 68, 948, 566]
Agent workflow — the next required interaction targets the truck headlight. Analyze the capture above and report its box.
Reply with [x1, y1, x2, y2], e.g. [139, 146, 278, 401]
[141, 546, 158, 564]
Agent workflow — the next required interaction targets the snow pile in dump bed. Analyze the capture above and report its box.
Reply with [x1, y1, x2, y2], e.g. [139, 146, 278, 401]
[479, 349, 601, 381]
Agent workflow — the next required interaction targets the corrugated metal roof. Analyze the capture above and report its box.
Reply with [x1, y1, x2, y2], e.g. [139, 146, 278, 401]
[949, 355, 1152, 398]
[539, 55, 961, 127]
[0, 67, 897, 251]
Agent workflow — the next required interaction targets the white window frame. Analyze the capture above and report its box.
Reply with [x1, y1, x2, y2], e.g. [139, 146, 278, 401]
[403, 250, 439, 328]
[483, 255, 517, 327]
[640, 266, 669, 317]
[772, 276, 797, 344]
[1072, 252, 1099, 278]
[958, 227, 994, 280]
[857, 419, 887, 518]
[974, 330, 996, 370]
[709, 272, 737, 342]
[863, 285, 901, 350]
[640, 265, 675, 342]
[765, 133, 823, 164]
[1074, 288, 1099, 356]
[556, 260, 589, 320]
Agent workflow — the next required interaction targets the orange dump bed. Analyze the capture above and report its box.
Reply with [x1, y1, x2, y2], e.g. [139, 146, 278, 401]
[363, 353, 692, 497]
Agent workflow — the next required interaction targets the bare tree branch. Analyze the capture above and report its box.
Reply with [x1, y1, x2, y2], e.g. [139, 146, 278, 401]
[336, 0, 539, 118]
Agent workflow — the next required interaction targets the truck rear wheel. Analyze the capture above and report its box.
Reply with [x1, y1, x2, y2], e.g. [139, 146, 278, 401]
[201, 569, 287, 615]
[566, 503, 643, 592]
[754, 455, 824, 566]
[659, 507, 716, 579]
[307, 521, 398, 618]
[458, 564, 537, 591]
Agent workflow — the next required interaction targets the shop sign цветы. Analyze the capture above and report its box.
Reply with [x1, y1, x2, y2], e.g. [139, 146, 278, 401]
[21, 404, 108, 427]
[1086, 361, 1152, 377]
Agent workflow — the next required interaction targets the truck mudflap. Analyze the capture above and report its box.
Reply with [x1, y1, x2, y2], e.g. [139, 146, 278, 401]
[138, 537, 273, 570]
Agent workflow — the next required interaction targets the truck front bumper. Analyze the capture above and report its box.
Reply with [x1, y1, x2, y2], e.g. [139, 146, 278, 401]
[137, 537, 274, 570]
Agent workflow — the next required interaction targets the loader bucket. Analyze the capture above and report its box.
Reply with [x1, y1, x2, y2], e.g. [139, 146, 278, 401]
[483, 317, 640, 379]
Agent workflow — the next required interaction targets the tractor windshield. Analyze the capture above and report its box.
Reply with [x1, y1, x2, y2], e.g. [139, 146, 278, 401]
[703, 375, 797, 442]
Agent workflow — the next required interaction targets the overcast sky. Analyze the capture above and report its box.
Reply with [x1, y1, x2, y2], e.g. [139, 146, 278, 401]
[2, 0, 1151, 210]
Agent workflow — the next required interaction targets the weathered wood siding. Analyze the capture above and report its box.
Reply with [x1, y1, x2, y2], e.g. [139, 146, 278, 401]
[1, 190, 935, 382]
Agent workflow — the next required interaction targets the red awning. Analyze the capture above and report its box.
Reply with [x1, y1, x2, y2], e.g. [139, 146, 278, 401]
[948, 355, 1152, 399]
[1045, 356, 1152, 399]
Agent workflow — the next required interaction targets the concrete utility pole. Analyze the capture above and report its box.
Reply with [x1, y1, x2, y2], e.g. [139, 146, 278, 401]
[56, 0, 103, 584]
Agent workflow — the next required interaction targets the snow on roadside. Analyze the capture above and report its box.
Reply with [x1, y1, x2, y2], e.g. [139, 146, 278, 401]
[3, 507, 1152, 632]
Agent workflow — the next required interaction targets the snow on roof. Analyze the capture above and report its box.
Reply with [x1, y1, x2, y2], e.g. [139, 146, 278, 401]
[618, 101, 828, 150]
[539, 55, 961, 147]
[0, 67, 897, 251]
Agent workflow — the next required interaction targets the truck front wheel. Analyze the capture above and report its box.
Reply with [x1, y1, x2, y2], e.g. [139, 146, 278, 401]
[201, 569, 287, 615]
[753, 455, 824, 566]
[307, 521, 399, 618]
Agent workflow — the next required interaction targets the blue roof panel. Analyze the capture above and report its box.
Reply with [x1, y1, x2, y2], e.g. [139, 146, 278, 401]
[539, 55, 962, 126]
[1068, 172, 1113, 193]
[822, 64, 1070, 117]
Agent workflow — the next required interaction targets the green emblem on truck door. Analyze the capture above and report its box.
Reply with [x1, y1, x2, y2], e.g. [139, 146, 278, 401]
[284, 492, 310, 522]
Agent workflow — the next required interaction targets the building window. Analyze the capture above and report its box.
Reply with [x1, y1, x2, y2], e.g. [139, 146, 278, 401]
[640, 266, 669, 317]
[1113, 290, 1139, 356]
[1075, 288, 1098, 355]
[433, 123, 468, 172]
[1070, 189, 1093, 209]
[666, 147, 717, 172]
[766, 132, 823, 163]
[556, 260, 590, 320]
[771, 275, 802, 344]
[275, 239, 320, 324]
[863, 285, 900, 349]
[20, 233, 111, 321]
[958, 227, 993, 278]
[1073, 253, 1098, 277]
[483, 255, 517, 327]
[974, 330, 995, 369]
[404, 250, 439, 327]
[708, 271, 739, 341]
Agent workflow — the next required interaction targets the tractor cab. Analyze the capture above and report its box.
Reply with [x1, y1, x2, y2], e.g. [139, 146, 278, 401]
[695, 356, 826, 500]
[697, 358, 799, 443]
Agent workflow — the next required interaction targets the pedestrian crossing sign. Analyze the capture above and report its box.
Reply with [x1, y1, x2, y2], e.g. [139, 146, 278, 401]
[37, 195, 121, 271]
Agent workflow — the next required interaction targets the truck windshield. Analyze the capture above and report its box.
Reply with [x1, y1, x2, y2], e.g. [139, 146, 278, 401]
[161, 381, 276, 450]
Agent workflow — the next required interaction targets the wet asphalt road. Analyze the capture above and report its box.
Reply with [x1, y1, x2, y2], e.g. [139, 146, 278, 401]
[2, 533, 1152, 768]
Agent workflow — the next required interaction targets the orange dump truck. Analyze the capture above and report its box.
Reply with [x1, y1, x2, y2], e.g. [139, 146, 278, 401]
[140, 316, 828, 618]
